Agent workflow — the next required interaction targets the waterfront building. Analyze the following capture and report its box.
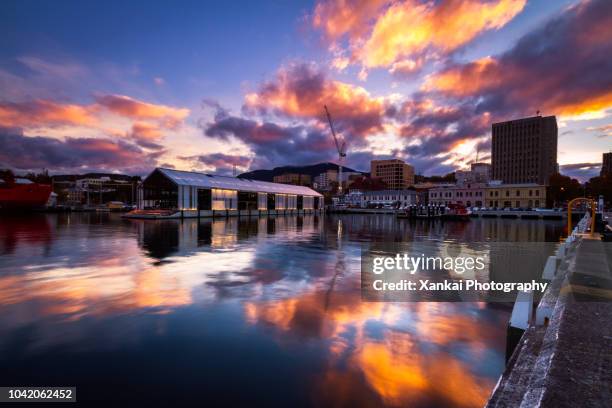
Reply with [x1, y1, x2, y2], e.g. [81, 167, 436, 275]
[492, 115, 558, 184]
[346, 189, 418, 208]
[272, 173, 311, 186]
[429, 183, 486, 207]
[484, 182, 546, 209]
[137, 168, 322, 217]
[51, 173, 139, 205]
[601, 152, 612, 176]
[370, 159, 415, 189]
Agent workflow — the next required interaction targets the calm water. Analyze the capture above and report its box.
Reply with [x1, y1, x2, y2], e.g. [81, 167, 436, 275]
[0, 213, 564, 407]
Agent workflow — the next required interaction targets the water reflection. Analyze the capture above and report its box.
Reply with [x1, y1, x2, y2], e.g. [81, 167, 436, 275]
[0, 213, 564, 407]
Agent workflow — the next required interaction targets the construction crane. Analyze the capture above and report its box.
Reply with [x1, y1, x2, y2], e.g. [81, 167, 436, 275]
[324, 105, 347, 194]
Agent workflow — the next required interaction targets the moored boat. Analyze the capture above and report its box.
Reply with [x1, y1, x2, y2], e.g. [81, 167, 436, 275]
[441, 204, 471, 221]
[0, 177, 52, 210]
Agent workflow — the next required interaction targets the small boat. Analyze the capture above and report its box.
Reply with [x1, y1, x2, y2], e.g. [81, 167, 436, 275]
[441, 204, 471, 221]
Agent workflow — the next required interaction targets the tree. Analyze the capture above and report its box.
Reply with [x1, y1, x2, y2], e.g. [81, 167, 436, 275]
[415, 172, 456, 183]
[25, 170, 51, 184]
[0, 169, 15, 183]
[585, 174, 612, 207]
[547, 173, 583, 207]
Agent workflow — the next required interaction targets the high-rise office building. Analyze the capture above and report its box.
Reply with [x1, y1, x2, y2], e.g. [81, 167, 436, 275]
[370, 159, 415, 189]
[492, 115, 558, 184]
[601, 152, 612, 176]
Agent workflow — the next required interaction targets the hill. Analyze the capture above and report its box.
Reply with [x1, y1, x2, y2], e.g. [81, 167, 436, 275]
[238, 162, 362, 182]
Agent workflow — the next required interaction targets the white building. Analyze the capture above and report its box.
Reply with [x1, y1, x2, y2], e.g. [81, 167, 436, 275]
[428, 183, 487, 207]
[346, 189, 418, 208]
[133, 168, 323, 218]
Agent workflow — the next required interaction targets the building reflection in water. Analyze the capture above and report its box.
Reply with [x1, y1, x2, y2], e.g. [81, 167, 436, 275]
[0, 213, 564, 407]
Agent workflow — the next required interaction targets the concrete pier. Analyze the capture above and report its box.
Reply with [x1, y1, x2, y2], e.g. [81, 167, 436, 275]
[487, 216, 612, 407]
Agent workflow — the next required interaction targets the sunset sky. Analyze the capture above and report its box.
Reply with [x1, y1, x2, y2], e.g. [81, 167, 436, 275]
[1, 0, 610, 180]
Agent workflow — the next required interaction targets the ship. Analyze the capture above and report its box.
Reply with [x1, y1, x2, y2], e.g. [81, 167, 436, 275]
[0, 177, 52, 210]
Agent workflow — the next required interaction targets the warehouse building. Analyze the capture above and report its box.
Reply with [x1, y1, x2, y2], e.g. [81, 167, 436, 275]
[128, 168, 323, 219]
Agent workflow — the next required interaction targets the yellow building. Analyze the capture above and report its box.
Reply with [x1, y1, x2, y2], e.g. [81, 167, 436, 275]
[484, 183, 546, 209]
[370, 159, 415, 189]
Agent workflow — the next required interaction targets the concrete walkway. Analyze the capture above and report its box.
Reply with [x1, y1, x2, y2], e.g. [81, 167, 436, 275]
[487, 234, 612, 407]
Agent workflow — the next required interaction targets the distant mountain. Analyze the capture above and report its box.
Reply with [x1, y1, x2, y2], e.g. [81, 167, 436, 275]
[50, 173, 140, 182]
[238, 162, 363, 182]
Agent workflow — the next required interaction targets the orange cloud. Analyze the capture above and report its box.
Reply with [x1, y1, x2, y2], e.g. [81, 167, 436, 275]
[421, 0, 612, 120]
[244, 62, 388, 136]
[313, 0, 388, 41]
[246, 293, 501, 407]
[0, 99, 98, 128]
[313, 0, 526, 72]
[423, 56, 500, 96]
[131, 122, 163, 141]
[356, 338, 494, 407]
[95, 94, 190, 128]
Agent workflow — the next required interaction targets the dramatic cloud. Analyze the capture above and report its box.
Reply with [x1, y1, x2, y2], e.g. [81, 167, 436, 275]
[0, 128, 157, 172]
[131, 122, 162, 140]
[0, 99, 98, 128]
[95, 94, 190, 128]
[393, 97, 490, 173]
[129, 122, 166, 150]
[0, 95, 189, 157]
[0, 95, 190, 134]
[203, 105, 338, 169]
[313, 0, 525, 74]
[180, 153, 252, 175]
[424, 0, 612, 119]
[244, 62, 389, 137]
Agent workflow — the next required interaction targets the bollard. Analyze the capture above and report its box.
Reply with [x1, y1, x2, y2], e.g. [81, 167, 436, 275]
[506, 290, 533, 362]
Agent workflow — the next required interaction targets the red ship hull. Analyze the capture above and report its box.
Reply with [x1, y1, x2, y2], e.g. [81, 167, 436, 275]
[0, 183, 52, 209]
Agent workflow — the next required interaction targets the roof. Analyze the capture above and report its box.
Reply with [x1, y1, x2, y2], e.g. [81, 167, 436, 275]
[362, 189, 417, 196]
[15, 178, 33, 184]
[486, 183, 544, 188]
[153, 168, 322, 197]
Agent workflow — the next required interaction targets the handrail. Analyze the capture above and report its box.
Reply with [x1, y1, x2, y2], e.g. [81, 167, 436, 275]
[567, 197, 596, 237]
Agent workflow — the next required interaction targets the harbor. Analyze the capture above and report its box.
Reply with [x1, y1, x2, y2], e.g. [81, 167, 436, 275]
[2, 0, 612, 405]
[0, 213, 567, 407]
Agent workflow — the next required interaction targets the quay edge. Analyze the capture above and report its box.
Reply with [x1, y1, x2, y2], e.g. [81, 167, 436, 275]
[486, 213, 612, 407]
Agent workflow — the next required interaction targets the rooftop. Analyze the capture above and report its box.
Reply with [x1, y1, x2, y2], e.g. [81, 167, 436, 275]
[155, 168, 322, 197]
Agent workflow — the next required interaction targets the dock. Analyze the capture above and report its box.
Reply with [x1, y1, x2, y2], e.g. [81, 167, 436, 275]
[487, 213, 612, 407]
[328, 207, 577, 220]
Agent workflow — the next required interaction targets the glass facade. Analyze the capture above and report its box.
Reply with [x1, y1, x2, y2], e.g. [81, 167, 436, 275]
[212, 189, 237, 210]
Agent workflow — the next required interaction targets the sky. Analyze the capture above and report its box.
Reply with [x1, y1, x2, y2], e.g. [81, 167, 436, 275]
[0, 0, 610, 181]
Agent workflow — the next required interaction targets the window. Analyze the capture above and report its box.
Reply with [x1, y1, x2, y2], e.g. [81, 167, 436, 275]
[212, 189, 237, 210]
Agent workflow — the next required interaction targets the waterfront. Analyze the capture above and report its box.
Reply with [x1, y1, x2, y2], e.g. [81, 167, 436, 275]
[0, 213, 565, 407]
